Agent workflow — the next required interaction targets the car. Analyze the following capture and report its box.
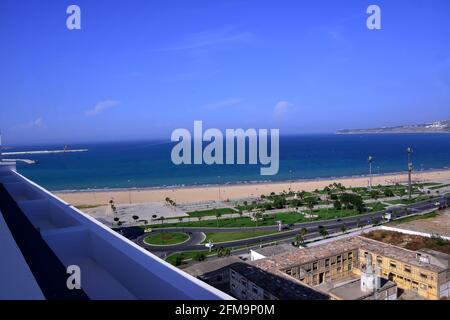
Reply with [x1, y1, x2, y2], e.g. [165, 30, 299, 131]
[337, 219, 342, 222]
[435, 202, 441, 206]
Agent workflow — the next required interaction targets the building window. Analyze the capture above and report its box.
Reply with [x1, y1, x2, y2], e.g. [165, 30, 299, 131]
[420, 284, 427, 290]
[313, 262, 318, 270]
[325, 258, 330, 267]
[420, 273, 428, 280]
[404, 266, 411, 273]
[390, 262, 397, 269]
[348, 252, 353, 259]
[337, 255, 342, 263]
[286, 269, 292, 275]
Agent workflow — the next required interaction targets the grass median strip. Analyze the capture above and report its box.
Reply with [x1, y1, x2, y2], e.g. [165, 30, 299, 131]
[202, 231, 279, 243]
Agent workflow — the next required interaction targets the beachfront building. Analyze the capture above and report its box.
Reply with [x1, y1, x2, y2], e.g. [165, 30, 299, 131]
[231, 236, 449, 300]
[0, 162, 232, 300]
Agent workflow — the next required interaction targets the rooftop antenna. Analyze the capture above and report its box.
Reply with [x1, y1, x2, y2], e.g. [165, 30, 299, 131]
[407, 147, 413, 200]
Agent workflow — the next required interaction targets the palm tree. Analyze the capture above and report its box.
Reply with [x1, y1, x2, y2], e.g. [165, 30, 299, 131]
[305, 197, 315, 215]
[254, 208, 265, 227]
[160, 216, 165, 226]
[341, 224, 347, 234]
[178, 217, 183, 223]
[357, 218, 363, 229]
[198, 216, 202, 222]
[132, 215, 139, 225]
[319, 227, 328, 239]
[295, 227, 308, 246]
[215, 210, 222, 227]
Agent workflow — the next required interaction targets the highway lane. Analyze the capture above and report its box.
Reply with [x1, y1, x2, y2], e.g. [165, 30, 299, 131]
[136, 195, 449, 255]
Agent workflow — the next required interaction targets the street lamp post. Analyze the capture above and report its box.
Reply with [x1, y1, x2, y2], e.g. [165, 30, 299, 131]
[289, 170, 292, 192]
[218, 176, 221, 201]
[368, 156, 374, 190]
[407, 147, 413, 200]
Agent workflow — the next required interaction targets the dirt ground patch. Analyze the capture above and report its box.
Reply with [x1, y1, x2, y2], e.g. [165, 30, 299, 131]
[392, 209, 450, 237]
[363, 230, 450, 255]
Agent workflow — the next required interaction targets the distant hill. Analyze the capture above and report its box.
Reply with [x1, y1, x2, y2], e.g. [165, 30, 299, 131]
[336, 120, 450, 134]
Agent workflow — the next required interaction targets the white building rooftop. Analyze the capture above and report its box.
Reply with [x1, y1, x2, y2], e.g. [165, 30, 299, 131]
[0, 162, 232, 300]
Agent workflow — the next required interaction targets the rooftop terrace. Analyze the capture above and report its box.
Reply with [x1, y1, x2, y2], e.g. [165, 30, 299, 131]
[0, 163, 232, 300]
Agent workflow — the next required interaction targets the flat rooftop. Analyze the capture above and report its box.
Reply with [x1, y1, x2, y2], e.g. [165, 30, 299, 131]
[253, 237, 361, 271]
[253, 235, 448, 274]
[359, 236, 448, 273]
[230, 262, 329, 300]
[252, 243, 297, 257]
[328, 278, 396, 300]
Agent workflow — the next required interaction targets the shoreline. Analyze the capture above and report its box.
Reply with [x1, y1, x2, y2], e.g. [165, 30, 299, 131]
[51, 167, 449, 194]
[55, 168, 450, 206]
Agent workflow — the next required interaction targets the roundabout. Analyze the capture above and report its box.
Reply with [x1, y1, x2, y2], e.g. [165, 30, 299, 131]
[143, 232, 190, 246]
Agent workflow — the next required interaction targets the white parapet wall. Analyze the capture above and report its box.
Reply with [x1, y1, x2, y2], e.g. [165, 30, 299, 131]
[0, 166, 233, 300]
[379, 225, 450, 241]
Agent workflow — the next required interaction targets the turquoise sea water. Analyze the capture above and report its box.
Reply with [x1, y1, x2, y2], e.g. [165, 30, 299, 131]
[5, 134, 450, 191]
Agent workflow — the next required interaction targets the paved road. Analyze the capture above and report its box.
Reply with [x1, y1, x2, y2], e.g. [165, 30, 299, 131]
[135, 195, 449, 257]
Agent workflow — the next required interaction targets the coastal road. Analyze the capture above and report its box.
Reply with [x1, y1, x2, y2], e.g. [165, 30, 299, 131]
[135, 195, 449, 257]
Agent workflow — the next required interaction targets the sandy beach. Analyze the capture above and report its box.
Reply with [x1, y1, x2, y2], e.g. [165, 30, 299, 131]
[55, 169, 450, 206]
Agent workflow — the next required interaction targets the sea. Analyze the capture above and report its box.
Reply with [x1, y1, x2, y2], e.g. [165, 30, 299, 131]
[4, 134, 450, 191]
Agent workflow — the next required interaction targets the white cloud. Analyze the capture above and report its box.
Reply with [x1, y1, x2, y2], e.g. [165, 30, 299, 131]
[86, 100, 120, 116]
[158, 27, 253, 52]
[19, 117, 45, 129]
[203, 98, 243, 109]
[274, 101, 293, 120]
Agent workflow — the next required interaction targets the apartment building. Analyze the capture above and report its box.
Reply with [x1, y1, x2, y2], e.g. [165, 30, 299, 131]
[230, 236, 450, 300]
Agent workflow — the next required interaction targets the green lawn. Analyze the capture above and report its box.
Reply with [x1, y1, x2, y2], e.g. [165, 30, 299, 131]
[165, 250, 212, 265]
[144, 232, 189, 245]
[147, 204, 385, 229]
[388, 211, 439, 225]
[203, 231, 278, 243]
[187, 207, 237, 217]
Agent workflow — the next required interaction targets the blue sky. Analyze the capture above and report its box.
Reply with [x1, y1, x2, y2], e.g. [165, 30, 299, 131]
[1, 0, 450, 145]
